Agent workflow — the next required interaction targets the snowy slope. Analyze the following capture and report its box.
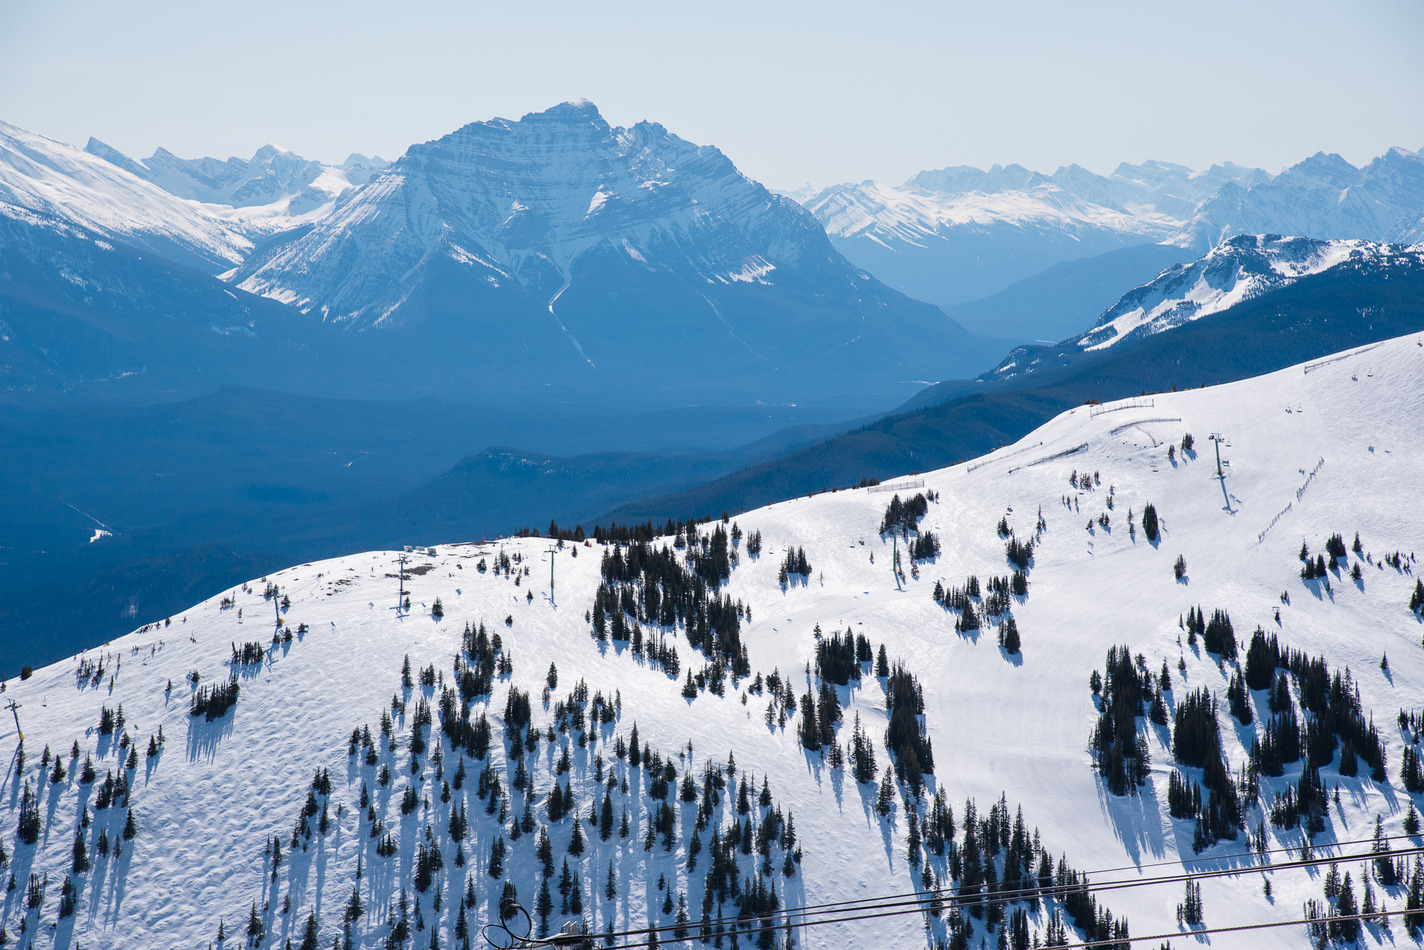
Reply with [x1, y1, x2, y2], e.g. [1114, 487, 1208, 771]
[1079, 236, 1424, 352]
[2, 333, 1423, 949]
[0, 122, 250, 273]
[83, 139, 387, 236]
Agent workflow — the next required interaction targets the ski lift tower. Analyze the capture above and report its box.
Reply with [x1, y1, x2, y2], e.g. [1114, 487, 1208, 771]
[546, 545, 558, 604]
[1208, 433, 1227, 478]
[396, 554, 409, 610]
[6, 700, 20, 742]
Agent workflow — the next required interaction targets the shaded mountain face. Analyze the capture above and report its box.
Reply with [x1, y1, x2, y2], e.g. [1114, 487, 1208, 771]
[0, 203, 345, 401]
[232, 101, 987, 409]
[940, 243, 1195, 345]
[958, 237, 1424, 394]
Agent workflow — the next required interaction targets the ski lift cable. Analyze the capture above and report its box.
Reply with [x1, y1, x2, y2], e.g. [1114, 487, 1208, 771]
[484, 842, 1421, 948]
[505, 903, 1417, 950]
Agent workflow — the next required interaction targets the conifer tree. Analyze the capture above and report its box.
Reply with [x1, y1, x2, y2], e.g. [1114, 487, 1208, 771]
[489, 835, 506, 879]
[345, 886, 363, 922]
[1336, 873, 1360, 942]
[876, 770, 895, 816]
[247, 902, 265, 943]
[299, 912, 319, 950]
[535, 876, 553, 938]
[600, 788, 614, 840]
[1142, 503, 1159, 542]
[72, 832, 89, 873]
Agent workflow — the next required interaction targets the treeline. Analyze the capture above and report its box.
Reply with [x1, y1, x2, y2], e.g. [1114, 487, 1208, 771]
[1181, 606, 1237, 660]
[797, 635, 935, 791]
[1169, 689, 1241, 850]
[592, 540, 747, 679]
[1089, 646, 1153, 796]
[779, 547, 811, 583]
[231, 641, 267, 666]
[880, 493, 931, 537]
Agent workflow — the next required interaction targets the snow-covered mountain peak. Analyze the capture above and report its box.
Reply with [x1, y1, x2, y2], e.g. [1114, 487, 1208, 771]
[802, 166, 1187, 305]
[0, 121, 251, 271]
[1174, 148, 1424, 252]
[1077, 235, 1418, 352]
[234, 101, 823, 324]
[76, 136, 389, 236]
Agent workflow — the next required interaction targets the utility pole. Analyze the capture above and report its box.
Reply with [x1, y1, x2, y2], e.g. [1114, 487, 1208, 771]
[7, 699, 21, 742]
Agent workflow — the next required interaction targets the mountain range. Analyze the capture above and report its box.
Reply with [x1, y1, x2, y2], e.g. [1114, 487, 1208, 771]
[2, 100, 1423, 681]
[2, 102, 1424, 950]
[83, 137, 387, 234]
[2, 105, 998, 410]
[801, 148, 1424, 341]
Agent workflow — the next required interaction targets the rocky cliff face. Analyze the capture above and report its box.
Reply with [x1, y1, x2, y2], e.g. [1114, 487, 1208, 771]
[230, 101, 983, 408]
[236, 101, 844, 322]
[1178, 148, 1424, 251]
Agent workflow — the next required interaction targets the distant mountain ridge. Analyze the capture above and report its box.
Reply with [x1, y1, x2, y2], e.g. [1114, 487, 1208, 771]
[1179, 147, 1424, 250]
[802, 158, 1269, 307]
[982, 236, 1424, 386]
[83, 138, 387, 234]
[0, 121, 251, 272]
[802, 147, 1424, 315]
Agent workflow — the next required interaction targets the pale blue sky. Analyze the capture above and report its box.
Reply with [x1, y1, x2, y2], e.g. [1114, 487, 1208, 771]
[2, 0, 1421, 189]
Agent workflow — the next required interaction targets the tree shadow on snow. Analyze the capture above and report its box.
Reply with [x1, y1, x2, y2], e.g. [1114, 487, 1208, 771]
[102, 837, 136, 925]
[1096, 777, 1168, 864]
[827, 764, 844, 812]
[186, 710, 236, 762]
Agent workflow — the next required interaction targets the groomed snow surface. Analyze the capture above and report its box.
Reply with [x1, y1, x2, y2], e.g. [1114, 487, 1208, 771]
[2, 333, 1423, 949]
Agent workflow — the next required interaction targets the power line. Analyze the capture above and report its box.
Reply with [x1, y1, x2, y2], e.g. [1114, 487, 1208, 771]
[485, 840, 1424, 949]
